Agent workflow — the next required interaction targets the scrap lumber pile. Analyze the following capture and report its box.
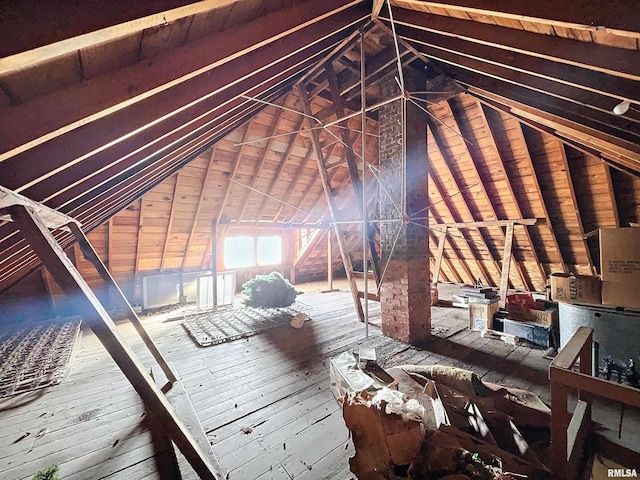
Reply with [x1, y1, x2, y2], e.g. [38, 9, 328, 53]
[339, 364, 551, 480]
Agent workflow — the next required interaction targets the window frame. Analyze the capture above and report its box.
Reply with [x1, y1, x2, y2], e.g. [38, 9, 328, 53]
[223, 234, 283, 269]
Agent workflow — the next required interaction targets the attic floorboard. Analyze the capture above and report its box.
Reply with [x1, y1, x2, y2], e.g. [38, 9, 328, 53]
[0, 281, 555, 480]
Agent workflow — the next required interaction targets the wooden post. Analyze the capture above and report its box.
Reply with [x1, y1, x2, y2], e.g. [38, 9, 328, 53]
[10, 205, 222, 480]
[68, 222, 177, 386]
[211, 220, 217, 307]
[298, 84, 364, 321]
[550, 382, 569, 479]
[327, 228, 333, 291]
[499, 222, 514, 308]
[432, 226, 447, 286]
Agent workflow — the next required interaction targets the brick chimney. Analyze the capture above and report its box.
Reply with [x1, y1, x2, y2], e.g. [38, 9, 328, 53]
[378, 74, 431, 344]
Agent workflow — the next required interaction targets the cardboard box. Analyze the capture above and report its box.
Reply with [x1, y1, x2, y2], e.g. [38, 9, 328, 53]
[469, 300, 499, 331]
[550, 273, 601, 304]
[507, 304, 558, 327]
[329, 351, 395, 401]
[600, 228, 640, 309]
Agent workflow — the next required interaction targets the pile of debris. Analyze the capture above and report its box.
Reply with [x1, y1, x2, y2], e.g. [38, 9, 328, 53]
[335, 360, 550, 479]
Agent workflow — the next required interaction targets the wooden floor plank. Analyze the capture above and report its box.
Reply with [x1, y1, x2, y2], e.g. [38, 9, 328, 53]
[0, 282, 556, 480]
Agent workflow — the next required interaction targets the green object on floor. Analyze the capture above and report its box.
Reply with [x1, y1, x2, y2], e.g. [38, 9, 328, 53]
[32, 465, 59, 480]
[242, 272, 301, 308]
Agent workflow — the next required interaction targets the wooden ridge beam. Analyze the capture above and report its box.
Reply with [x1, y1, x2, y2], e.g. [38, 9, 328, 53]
[392, 0, 640, 36]
[387, 8, 640, 82]
[443, 99, 530, 291]
[0, 0, 366, 161]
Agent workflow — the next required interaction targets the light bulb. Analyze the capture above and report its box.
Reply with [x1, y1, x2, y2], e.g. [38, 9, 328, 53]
[613, 100, 631, 115]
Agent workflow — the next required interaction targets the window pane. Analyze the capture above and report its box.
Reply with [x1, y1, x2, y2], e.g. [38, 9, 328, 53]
[224, 236, 254, 268]
[257, 236, 282, 266]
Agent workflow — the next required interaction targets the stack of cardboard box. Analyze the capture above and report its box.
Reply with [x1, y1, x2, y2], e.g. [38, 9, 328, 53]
[550, 227, 639, 310]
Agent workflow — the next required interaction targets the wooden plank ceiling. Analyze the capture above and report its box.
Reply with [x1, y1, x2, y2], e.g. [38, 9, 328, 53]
[0, 0, 639, 298]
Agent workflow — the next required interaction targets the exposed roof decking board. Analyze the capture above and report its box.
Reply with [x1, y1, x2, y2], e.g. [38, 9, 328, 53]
[482, 107, 566, 272]
[521, 128, 593, 274]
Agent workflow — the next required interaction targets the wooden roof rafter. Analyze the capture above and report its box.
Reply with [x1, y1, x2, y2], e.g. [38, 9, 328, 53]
[477, 100, 570, 274]
[427, 173, 490, 285]
[159, 172, 181, 272]
[467, 90, 640, 178]
[426, 119, 505, 286]
[440, 101, 534, 291]
[253, 115, 307, 223]
[233, 101, 291, 221]
[8, 41, 330, 223]
[391, 0, 640, 38]
[449, 95, 547, 291]
[181, 146, 217, 270]
[456, 79, 640, 171]
[557, 143, 596, 273]
[385, 8, 640, 82]
[390, 20, 640, 108]
[0, 0, 367, 162]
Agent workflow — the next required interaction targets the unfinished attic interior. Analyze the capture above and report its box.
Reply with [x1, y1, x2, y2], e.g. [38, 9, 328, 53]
[1, 0, 640, 478]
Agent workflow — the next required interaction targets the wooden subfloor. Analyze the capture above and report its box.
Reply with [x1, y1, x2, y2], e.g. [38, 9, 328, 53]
[0, 282, 553, 480]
